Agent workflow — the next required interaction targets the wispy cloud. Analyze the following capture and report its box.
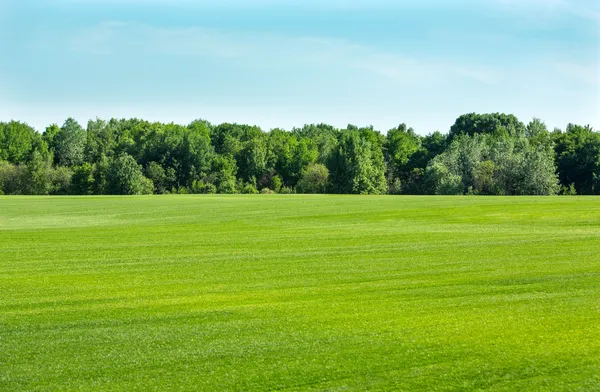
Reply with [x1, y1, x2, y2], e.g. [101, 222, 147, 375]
[555, 62, 600, 86]
[494, 0, 600, 22]
[69, 21, 500, 86]
[4, 0, 597, 132]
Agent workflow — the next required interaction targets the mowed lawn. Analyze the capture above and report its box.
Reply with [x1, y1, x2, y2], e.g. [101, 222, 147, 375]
[1, 196, 599, 391]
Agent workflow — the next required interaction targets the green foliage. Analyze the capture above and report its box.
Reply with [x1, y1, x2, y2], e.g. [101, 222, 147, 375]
[520, 147, 560, 196]
[238, 136, 268, 183]
[106, 153, 153, 195]
[554, 124, 600, 195]
[210, 155, 238, 194]
[561, 183, 578, 196]
[293, 123, 339, 164]
[240, 181, 259, 194]
[329, 128, 387, 194]
[526, 118, 553, 153]
[191, 180, 217, 194]
[71, 163, 95, 195]
[0, 121, 39, 164]
[271, 175, 283, 193]
[0, 113, 596, 196]
[26, 146, 54, 195]
[50, 167, 73, 195]
[426, 133, 558, 195]
[473, 160, 496, 195]
[385, 124, 423, 193]
[425, 161, 463, 195]
[92, 155, 110, 195]
[42, 124, 60, 148]
[449, 113, 526, 141]
[144, 161, 168, 194]
[52, 118, 86, 167]
[0, 161, 27, 194]
[296, 163, 329, 194]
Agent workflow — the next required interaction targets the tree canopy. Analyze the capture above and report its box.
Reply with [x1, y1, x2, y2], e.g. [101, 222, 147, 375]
[0, 114, 597, 196]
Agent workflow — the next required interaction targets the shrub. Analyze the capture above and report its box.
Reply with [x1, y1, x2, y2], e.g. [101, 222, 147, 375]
[191, 180, 217, 194]
[297, 163, 329, 194]
[241, 183, 259, 194]
[271, 175, 283, 193]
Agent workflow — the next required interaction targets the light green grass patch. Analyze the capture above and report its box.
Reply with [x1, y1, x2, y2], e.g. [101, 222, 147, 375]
[1, 196, 599, 391]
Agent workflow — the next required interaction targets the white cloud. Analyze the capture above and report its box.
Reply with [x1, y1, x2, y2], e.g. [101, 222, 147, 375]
[555, 62, 600, 86]
[69, 21, 500, 87]
[494, 0, 600, 22]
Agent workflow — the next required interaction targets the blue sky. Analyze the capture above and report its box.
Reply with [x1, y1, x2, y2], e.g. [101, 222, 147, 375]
[1, 0, 598, 134]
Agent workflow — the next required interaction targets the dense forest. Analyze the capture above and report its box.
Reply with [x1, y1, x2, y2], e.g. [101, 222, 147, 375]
[1, 113, 599, 196]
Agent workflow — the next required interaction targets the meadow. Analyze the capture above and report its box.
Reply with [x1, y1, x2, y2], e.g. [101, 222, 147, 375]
[1, 195, 599, 391]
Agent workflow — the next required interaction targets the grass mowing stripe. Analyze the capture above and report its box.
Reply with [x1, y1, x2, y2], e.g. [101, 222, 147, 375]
[1, 195, 599, 391]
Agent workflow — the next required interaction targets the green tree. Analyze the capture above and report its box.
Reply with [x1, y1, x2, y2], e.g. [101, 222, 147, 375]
[51, 167, 73, 195]
[329, 128, 387, 194]
[554, 124, 600, 195]
[42, 124, 61, 148]
[52, 118, 86, 167]
[26, 146, 54, 195]
[144, 161, 168, 194]
[293, 124, 339, 164]
[297, 163, 329, 194]
[209, 155, 238, 194]
[85, 118, 115, 163]
[385, 124, 422, 193]
[0, 121, 39, 164]
[521, 147, 559, 195]
[0, 161, 27, 194]
[238, 136, 268, 183]
[526, 118, 553, 154]
[424, 161, 463, 195]
[71, 163, 95, 195]
[271, 175, 283, 193]
[106, 153, 153, 195]
[449, 113, 526, 141]
[473, 160, 496, 195]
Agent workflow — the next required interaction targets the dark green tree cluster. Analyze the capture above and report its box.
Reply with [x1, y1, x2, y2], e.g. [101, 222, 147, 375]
[0, 113, 598, 195]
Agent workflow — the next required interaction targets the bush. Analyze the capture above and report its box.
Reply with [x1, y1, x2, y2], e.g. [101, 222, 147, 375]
[71, 163, 94, 195]
[271, 175, 283, 193]
[561, 184, 577, 196]
[240, 182, 259, 194]
[279, 186, 294, 194]
[297, 163, 329, 194]
[425, 161, 463, 195]
[106, 153, 153, 195]
[51, 166, 73, 195]
[0, 161, 26, 195]
[191, 180, 217, 194]
[260, 187, 275, 194]
[141, 176, 154, 195]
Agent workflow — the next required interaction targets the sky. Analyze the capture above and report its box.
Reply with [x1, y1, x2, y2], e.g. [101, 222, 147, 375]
[0, 0, 598, 135]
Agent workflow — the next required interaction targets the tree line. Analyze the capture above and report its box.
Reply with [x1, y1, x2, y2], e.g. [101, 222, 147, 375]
[0, 113, 598, 196]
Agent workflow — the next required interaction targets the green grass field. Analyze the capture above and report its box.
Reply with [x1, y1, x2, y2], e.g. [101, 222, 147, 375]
[1, 196, 599, 391]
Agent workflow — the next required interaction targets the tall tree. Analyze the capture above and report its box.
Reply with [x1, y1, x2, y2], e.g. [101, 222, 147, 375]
[51, 118, 86, 167]
[384, 124, 422, 193]
[329, 128, 387, 194]
[0, 121, 39, 164]
[449, 113, 526, 141]
[554, 124, 600, 195]
[106, 153, 153, 195]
